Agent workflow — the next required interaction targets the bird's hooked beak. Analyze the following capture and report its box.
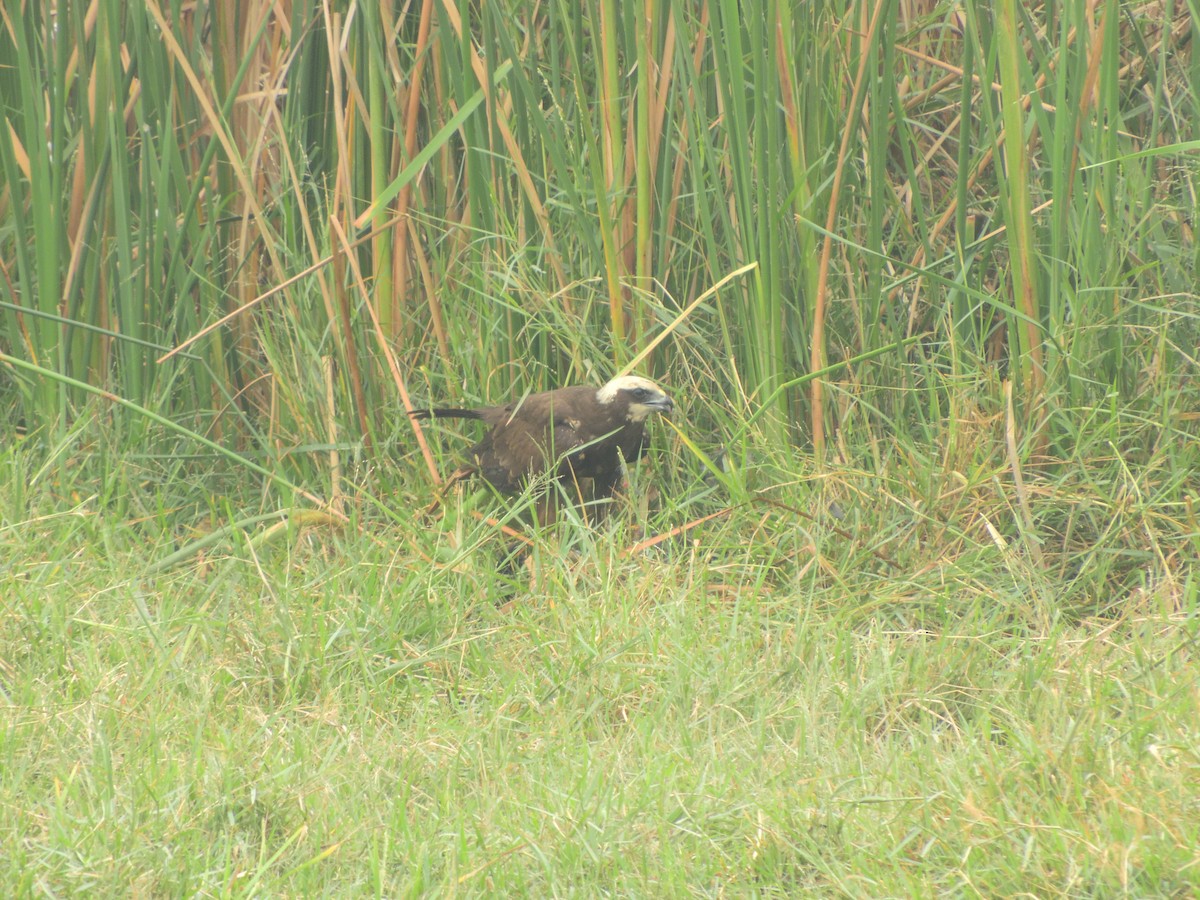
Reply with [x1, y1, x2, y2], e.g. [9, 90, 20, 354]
[648, 395, 674, 415]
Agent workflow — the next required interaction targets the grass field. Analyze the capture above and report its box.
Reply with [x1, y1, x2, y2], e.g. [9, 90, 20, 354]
[4, 0, 1200, 893]
[4, 399, 1197, 895]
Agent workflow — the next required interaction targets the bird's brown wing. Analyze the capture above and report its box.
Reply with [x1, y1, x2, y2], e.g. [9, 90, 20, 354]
[472, 390, 596, 491]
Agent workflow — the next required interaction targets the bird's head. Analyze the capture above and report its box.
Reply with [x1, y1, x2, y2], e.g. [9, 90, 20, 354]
[596, 375, 674, 423]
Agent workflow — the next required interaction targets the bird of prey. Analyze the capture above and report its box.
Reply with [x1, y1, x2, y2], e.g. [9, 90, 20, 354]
[411, 375, 673, 522]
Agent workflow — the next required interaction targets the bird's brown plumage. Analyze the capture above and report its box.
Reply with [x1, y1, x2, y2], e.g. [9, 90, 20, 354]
[412, 375, 672, 520]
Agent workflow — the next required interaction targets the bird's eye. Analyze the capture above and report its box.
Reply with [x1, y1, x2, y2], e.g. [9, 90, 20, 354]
[632, 388, 649, 400]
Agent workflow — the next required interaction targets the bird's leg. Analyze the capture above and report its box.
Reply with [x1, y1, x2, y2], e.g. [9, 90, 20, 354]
[561, 462, 598, 524]
[534, 490, 560, 527]
[586, 468, 626, 521]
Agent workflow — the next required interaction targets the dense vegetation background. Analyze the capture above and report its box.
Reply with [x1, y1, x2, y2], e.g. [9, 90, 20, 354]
[2, 0, 1198, 893]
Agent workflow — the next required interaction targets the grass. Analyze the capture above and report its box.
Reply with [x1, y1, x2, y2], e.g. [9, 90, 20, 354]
[4, 0, 1200, 893]
[3, 392, 1197, 895]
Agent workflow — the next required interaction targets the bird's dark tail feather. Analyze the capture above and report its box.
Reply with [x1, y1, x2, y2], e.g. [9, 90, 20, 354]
[409, 407, 484, 421]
